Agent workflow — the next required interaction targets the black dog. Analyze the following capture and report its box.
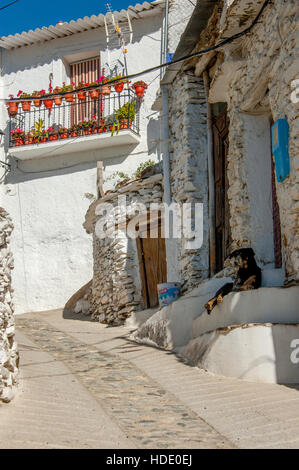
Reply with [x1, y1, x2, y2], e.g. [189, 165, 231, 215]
[205, 248, 261, 314]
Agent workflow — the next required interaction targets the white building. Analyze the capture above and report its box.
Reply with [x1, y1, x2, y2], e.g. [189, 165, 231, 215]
[0, 0, 165, 314]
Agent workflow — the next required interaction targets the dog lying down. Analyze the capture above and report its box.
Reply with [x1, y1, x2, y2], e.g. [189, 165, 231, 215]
[205, 248, 262, 314]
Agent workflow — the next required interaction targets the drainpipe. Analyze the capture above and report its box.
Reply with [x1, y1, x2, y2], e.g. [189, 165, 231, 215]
[203, 70, 216, 276]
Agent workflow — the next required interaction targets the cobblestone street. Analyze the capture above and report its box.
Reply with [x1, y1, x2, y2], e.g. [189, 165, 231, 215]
[0, 309, 299, 449]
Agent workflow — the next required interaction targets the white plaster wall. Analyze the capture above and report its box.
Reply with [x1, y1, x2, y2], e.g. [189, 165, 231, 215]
[179, 324, 299, 384]
[243, 114, 275, 266]
[0, 12, 163, 313]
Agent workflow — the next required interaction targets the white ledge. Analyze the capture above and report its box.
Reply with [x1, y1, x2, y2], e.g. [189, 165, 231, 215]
[9, 130, 140, 161]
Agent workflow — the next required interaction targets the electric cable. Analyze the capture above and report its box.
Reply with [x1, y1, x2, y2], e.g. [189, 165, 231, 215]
[3, 0, 270, 102]
[0, 0, 19, 12]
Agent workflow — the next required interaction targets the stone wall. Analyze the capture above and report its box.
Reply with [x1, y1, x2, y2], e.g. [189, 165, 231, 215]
[224, 0, 298, 282]
[0, 208, 18, 403]
[168, 72, 209, 293]
[85, 174, 163, 325]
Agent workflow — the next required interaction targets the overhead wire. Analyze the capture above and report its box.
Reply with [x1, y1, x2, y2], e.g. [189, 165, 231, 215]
[3, 0, 271, 102]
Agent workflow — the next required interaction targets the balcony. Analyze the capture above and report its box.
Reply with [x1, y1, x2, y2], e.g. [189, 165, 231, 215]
[8, 88, 141, 160]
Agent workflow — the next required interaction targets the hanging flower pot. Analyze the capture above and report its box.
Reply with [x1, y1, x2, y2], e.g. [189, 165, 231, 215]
[54, 96, 62, 106]
[33, 99, 42, 107]
[6, 101, 19, 116]
[44, 99, 53, 110]
[132, 81, 148, 98]
[134, 86, 146, 98]
[89, 89, 100, 100]
[65, 94, 74, 103]
[21, 100, 31, 112]
[77, 91, 86, 101]
[114, 82, 124, 93]
[101, 85, 111, 95]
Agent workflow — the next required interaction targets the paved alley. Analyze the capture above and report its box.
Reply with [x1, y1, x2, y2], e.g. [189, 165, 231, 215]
[0, 309, 299, 449]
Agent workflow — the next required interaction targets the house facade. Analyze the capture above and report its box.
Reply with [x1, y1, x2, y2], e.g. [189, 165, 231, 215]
[133, 0, 299, 384]
[0, 0, 165, 314]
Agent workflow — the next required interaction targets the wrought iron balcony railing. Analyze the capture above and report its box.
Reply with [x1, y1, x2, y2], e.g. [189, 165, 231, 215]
[8, 88, 140, 148]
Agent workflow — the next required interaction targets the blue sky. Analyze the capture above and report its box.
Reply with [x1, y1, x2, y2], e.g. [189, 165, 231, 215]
[0, 0, 138, 37]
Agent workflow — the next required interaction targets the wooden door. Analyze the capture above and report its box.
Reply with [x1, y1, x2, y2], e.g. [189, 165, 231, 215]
[212, 109, 231, 272]
[137, 229, 167, 309]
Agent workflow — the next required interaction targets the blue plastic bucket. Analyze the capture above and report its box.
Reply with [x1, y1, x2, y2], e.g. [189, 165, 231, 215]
[157, 282, 181, 308]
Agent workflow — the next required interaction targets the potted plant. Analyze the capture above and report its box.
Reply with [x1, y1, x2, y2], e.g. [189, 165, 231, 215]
[58, 127, 69, 139]
[47, 126, 58, 141]
[114, 100, 136, 130]
[132, 80, 148, 98]
[70, 123, 79, 137]
[110, 75, 128, 93]
[76, 81, 88, 101]
[10, 128, 24, 146]
[6, 95, 19, 116]
[24, 131, 34, 145]
[89, 78, 102, 100]
[78, 118, 91, 135]
[31, 89, 46, 107]
[53, 86, 63, 105]
[61, 82, 75, 102]
[101, 78, 111, 95]
[31, 119, 47, 143]
[18, 91, 32, 111]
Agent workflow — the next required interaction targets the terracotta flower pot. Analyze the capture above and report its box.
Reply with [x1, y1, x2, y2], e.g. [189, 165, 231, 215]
[44, 99, 53, 110]
[59, 132, 68, 139]
[101, 85, 111, 95]
[33, 99, 42, 107]
[40, 137, 48, 143]
[77, 91, 86, 101]
[24, 136, 34, 145]
[7, 101, 19, 116]
[65, 94, 74, 103]
[54, 96, 62, 106]
[49, 134, 58, 141]
[89, 89, 99, 100]
[119, 119, 132, 129]
[22, 100, 31, 112]
[134, 86, 145, 97]
[70, 131, 78, 137]
[114, 82, 124, 93]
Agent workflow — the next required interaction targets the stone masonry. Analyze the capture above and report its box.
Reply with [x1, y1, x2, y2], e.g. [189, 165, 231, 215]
[84, 174, 163, 325]
[0, 208, 18, 403]
[168, 72, 209, 293]
[224, 0, 299, 282]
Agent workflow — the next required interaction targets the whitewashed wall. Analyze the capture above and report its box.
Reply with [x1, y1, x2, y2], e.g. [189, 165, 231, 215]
[0, 12, 163, 314]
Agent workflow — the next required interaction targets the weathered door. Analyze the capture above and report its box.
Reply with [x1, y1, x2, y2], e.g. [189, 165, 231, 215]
[212, 109, 231, 272]
[137, 226, 167, 308]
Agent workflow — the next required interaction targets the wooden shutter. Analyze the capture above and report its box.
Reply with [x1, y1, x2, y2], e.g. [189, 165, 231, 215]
[70, 57, 101, 124]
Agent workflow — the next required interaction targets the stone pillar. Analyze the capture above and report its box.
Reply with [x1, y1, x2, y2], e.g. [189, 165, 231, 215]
[168, 72, 209, 293]
[0, 207, 18, 403]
